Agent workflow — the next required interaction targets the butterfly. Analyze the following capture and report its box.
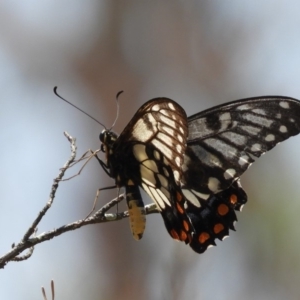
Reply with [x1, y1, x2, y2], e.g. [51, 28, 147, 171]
[98, 96, 300, 253]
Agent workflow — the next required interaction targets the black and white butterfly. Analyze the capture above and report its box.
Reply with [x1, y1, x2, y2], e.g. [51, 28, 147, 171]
[99, 96, 300, 253]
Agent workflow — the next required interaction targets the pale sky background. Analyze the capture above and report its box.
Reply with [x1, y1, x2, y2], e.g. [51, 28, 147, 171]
[1, 1, 300, 299]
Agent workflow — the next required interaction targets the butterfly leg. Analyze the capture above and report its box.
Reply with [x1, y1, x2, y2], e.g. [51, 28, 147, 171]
[94, 154, 112, 177]
[85, 185, 117, 219]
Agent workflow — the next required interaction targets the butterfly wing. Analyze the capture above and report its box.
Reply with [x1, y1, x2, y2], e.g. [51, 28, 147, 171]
[185, 180, 247, 253]
[108, 96, 300, 253]
[183, 96, 300, 197]
[114, 98, 194, 242]
[117, 98, 188, 183]
[181, 96, 300, 252]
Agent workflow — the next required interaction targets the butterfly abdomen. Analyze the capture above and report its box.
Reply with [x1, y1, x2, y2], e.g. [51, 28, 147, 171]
[125, 184, 146, 240]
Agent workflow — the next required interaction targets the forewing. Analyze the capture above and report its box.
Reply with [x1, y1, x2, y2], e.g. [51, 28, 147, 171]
[183, 96, 300, 197]
[117, 98, 188, 183]
[135, 143, 193, 243]
[115, 98, 192, 241]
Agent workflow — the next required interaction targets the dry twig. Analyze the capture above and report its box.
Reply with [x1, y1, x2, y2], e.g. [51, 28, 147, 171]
[41, 280, 55, 300]
[0, 132, 158, 269]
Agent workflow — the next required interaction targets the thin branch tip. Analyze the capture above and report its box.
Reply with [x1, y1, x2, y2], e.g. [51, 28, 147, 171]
[63, 131, 74, 142]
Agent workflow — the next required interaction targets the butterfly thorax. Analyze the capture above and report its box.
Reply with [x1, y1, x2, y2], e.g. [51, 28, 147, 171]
[100, 129, 147, 240]
[100, 129, 140, 187]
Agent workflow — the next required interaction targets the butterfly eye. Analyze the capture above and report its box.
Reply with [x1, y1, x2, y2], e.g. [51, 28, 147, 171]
[99, 130, 106, 143]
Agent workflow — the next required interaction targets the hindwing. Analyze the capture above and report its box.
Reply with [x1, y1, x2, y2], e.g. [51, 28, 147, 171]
[186, 180, 247, 253]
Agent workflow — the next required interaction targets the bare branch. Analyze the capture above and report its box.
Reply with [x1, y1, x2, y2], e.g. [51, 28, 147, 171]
[22, 132, 77, 243]
[0, 197, 157, 268]
[0, 133, 159, 269]
[11, 246, 34, 262]
[41, 286, 47, 300]
[41, 280, 55, 300]
[51, 280, 55, 300]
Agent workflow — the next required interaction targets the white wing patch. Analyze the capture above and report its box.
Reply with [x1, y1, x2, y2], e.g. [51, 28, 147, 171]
[242, 113, 273, 127]
[132, 118, 155, 142]
[279, 101, 290, 109]
[133, 144, 148, 161]
[131, 102, 188, 212]
[182, 189, 201, 207]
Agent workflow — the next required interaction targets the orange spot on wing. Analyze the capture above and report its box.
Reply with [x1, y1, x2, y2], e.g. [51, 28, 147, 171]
[198, 232, 210, 244]
[180, 230, 187, 241]
[214, 223, 224, 234]
[183, 220, 189, 231]
[230, 194, 237, 205]
[171, 229, 188, 242]
[170, 229, 180, 240]
[176, 191, 183, 202]
[218, 204, 229, 216]
[176, 202, 184, 214]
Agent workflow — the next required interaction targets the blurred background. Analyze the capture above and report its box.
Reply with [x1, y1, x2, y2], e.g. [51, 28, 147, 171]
[1, 1, 300, 299]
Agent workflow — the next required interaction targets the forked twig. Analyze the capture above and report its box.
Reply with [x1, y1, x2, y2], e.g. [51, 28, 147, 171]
[41, 280, 55, 300]
[22, 132, 77, 243]
[0, 132, 159, 269]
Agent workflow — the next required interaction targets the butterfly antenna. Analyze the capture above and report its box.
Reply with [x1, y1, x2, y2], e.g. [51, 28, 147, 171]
[109, 90, 123, 130]
[53, 87, 106, 129]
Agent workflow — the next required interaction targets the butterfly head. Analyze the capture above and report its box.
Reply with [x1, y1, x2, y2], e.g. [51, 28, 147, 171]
[99, 129, 118, 154]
